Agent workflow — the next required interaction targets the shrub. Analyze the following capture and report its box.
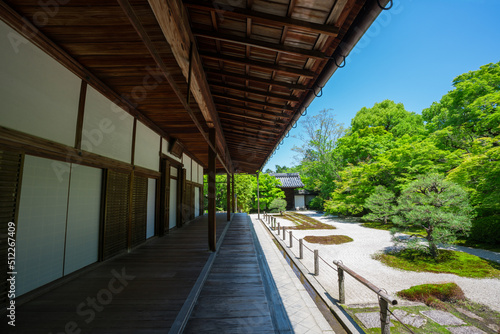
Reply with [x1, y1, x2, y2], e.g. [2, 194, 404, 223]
[469, 215, 500, 245]
[269, 198, 287, 213]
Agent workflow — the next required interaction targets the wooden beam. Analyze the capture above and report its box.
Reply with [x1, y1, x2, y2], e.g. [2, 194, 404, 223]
[219, 113, 285, 128]
[184, 1, 339, 37]
[232, 173, 235, 213]
[193, 29, 326, 60]
[212, 93, 294, 111]
[209, 81, 300, 102]
[147, 0, 232, 172]
[75, 80, 87, 150]
[199, 52, 315, 78]
[204, 68, 308, 90]
[208, 127, 216, 251]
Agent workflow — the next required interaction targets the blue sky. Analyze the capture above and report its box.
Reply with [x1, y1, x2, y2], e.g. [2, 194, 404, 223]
[263, 0, 500, 171]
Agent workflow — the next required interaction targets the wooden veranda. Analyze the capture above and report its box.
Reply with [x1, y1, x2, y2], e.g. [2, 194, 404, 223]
[0, 0, 390, 330]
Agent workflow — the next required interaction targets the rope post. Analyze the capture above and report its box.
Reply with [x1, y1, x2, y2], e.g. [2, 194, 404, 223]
[379, 297, 391, 334]
[273, 217, 276, 230]
[299, 239, 303, 259]
[277, 222, 280, 236]
[289, 231, 293, 248]
[338, 267, 345, 304]
[283, 226, 286, 241]
[314, 250, 319, 276]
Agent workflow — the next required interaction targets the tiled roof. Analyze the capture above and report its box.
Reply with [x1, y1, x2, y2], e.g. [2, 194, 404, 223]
[269, 173, 305, 188]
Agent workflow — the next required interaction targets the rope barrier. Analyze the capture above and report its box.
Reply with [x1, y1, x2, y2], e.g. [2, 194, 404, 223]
[318, 255, 338, 272]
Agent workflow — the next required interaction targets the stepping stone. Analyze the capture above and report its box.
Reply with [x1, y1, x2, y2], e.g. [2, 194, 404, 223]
[487, 323, 499, 332]
[455, 307, 484, 321]
[392, 309, 427, 328]
[355, 312, 394, 328]
[446, 326, 486, 334]
[421, 310, 466, 326]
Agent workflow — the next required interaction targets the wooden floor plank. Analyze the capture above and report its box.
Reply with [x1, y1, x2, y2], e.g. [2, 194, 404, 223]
[183, 214, 292, 333]
[1, 214, 230, 333]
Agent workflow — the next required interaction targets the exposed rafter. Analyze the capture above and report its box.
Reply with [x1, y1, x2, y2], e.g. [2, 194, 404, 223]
[212, 93, 294, 111]
[199, 52, 316, 78]
[215, 100, 291, 118]
[209, 82, 299, 102]
[193, 29, 325, 60]
[204, 68, 308, 91]
[184, 1, 339, 37]
[217, 109, 282, 124]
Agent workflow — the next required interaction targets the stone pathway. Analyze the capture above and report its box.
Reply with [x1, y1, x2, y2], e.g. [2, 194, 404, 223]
[251, 215, 338, 333]
[353, 309, 489, 333]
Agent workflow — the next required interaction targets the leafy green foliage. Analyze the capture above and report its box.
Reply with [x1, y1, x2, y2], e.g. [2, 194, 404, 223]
[392, 174, 473, 257]
[289, 62, 498, 247]
[363, 186, 397, 224]
[255, 173, 285, 210]
[351, 100, 425, 137]
[268, 198, 287, 213]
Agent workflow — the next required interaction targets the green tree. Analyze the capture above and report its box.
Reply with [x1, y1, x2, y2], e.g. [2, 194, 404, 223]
[234, 174, 256, 213]
[363, 186, 397, 224]
[423, 62, 500, 151]
[255, 173, 285, 210]
[393, 174, 473, 258]
[351, 100, 424, 138]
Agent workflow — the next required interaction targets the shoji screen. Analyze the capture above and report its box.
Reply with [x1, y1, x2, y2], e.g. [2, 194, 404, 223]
[146, 179, 156, 239]
[194, 187, 200, 218]
[64, 165, 102, 275]
[16, 156, 69, 296]
[169, 179, 177, 229]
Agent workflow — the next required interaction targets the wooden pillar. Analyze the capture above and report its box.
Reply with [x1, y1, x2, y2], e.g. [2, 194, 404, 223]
[226, 173, 231, 221]
[208, 128, 216, 252]
[257, 172, 260, 219]
[232, 173, 236, 213]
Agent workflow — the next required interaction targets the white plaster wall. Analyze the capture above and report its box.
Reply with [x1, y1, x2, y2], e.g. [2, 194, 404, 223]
[169, 179, 177, 229]
[183, 153, 192, 181]
[82, 86, 134, 163]
[0, 21, 80, 147]
[135, 121, 160, 171]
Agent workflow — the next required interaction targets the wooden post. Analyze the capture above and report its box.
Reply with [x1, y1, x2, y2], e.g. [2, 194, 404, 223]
[257, 172, 260, 220]
[226, 173, 231, 221]
[289, 231, 293, 248]
[299, 239, 303, 259]
[314, 250, 319, 276]
[379, 297, 391, 334]
[338, 267, 345, 304]
[277, 222, 280, 236]
[232, 173, 235, 213]
[208, 128, 216, 252]
[282, 226, 286, 241]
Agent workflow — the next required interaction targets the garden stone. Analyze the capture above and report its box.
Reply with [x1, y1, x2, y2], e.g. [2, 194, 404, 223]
[392, 309, 427, 328]
[455, 307, 484, 321]
[355, 312, 394, 328]
[446, 326, 486, 334]
[421, 310, 466, 326]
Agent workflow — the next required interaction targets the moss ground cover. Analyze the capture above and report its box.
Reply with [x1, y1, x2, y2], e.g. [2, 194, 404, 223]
[303, 235, 353, 245]
[375, 249, 500, 278]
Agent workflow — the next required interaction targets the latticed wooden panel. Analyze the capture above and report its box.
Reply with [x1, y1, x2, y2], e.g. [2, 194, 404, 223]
[131, 175, 147, 248]
[103, 170, 130, 260]
[0, 149, 23, 309]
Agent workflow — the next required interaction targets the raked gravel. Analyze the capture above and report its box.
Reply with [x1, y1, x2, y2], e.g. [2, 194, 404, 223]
[257, 212, 500, 312]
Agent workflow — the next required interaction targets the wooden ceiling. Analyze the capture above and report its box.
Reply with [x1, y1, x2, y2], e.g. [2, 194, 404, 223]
[1, 0, 388, 173]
